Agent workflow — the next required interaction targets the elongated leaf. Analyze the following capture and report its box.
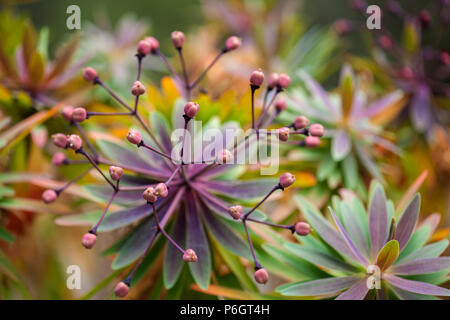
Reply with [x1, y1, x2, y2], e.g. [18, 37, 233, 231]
[376, 240, 399, 271]
[383, 274, 450, 297]
[84, 185, 145, 206]
[336, 277, 370, 300]
[340, 202, 370, 258]
[277, 276, 360, 297]
[395, 194, 420, 250]
[390, 285, 439, 300]
[163, 211, 186, 289]
[331, 129, 351, 161]
[390, 257, 450, 275]
[0, 226, 14, 243]
[98, 203, 151, 232]
[368, 183, 388, 258]
[396, 240, 449, 264]
[203, 179, 278, 200]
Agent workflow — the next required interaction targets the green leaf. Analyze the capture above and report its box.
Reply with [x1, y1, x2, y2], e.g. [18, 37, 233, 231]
[317, 155, 337, 181]
[342, 153, 358, 189]
[80, 269, 123, 300]
[376, 240, 399, 271]
[0, 226, 14, 243]
[403, 21, 419, 53]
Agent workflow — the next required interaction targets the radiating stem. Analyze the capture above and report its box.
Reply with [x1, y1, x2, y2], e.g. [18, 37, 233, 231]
[177, 48, 190, 100]
[247, 217, 294, 231]
[255, 87, 281, 129]
[251, 85, 257, 129]
[243, 185, 281, 220]
[87, 111, 133, 117]
[91, 189, 118, 234]
[95, 79, 133, 112]
[73, 122, 98, 159]
[155, 50, 183, 85]
[55, 167, 92, 194]
[151, 203, 185, 254]
[243, 219, 260, 267]
[76, 148, 117, 191]
[140, 141, 173, 162]
[189, 50, 224, 90]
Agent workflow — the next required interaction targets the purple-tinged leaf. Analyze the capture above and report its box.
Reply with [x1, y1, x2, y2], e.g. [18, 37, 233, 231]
[420, 213, 441, 236]
[397, 225, 432, 260]
[149, 112, 173, 153]
[395, 194, 420, 250]
[368, 183, 388, 258]
[383, 274, 450, 297]
[354, 144, 384, 182]
[390, 285, 439, 300]
[203, 179, 278, 200]
[329, 207, 369, 267]
[276, 276, 360, 296]
[390, 257, 450, 275]
[186, 192, 211, 289]
[361, 90, 404, 118]
[84, 185, 145, 206]
[395, 240, 449, 264]
[336, 277, 370, 300]
[98, 204, 150, 232]
[331, 129, 351, 161]
[410, 85, 433, 132]
[163, 210, 186, 289]
[376, 240, 399, 271]
[340, 202, 370, 258]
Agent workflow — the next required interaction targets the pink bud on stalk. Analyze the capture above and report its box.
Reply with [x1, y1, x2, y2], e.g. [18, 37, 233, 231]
[268, 73, 279, 89]
[294, 116, 309, 129]
[279, 172, 295, 189]
[67, 134, 82, 151]
[171, 31, 185, 49]
[72, 107, 87, 122]
[249, 69, 264, 87]
[183, 249, 198, 262]
[305, 136, 320, 148]
[184, 102, 199, 119]
[277, 73, 291, 89]
[143, 187, 157, 203]
[82, 67, 98, 82]
[137, 39, 152, 56]
[275, 97, 287, 112]
[295, 222, 311, 236]
[131, 81, 146, 96]
[144, 36, 159, 53]
[61, 106, 74, 121]
[109, 166, 124, 181]
[52, 152, 67, 166]
[277, 127, 290, 142]
[254, 268, 269, 284]
[227, 205, 242, 220]
[224, 36, 241, 52]
[42, 189, 58, 204]
[126, 130, 142, 145]
[217, 149, 233, 164]
[154, 183, 168, 198]
[309, 124, 325, 137]
[52, 133, 68, 149]
[81, 233, 97, 249]
[114, 281, 130, 298]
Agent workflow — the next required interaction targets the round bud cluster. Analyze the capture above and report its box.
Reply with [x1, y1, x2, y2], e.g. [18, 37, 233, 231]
[114, 281, 130, 298]
[154, 183, 168, 198]
[52, 133, 68, 149]
[183, 249, 198, 262]
[184, 102, 199, 119]
[137, 37, 159, 56]
[131, 81, 146, 96]
[42, 189, 58, 204]
[274, 97, 287, 112]
[227, 205, 242, 220]
[279, 172, 295, 189]
[305, 136, 320, 148]
[295, 222, 311, 236]
[67, 134, 82, 151]
[378, 35, 393, 50]
[268, 73, 279, 89]
[217, 149, 233, 164]
[127, 130, 142, 145]
[254, 268, 269, 285]
[224, 36, 241, 52]
[277, 73, 291, 89]
[249, 69, 264, 87]
[309, 124, 325, 137]
[294, 116, 309, 129]
[81, 232, 97, 249]
[143, 187, 157, 203]
[109, 166, 124, 181]
[52, 152, 67, 166]
[82, 67, 98, 82]
[61, 106, 74, 121]
[171, 31, 185, 49]
[277, 127, 290, 142]
[72, 107, 87, 122]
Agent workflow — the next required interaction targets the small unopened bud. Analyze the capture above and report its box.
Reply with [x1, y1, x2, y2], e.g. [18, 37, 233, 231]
[183, 249, 198, 262]
[268, 73, 279, 89]
[52, 152, 67, 166]
[61, 106, 74, 121]
[333, 19, 352, 36]
[295, 222, 311, 236]
[82, 67, 98, 82]
[254, 268, 269, 284]
[184, 102, 199, 119]
[131, 81, 146, 96]
[441, 51, 450, 65]
[67, 134, 82, 150]
[398, 66, 414, 80]
[280, 172, 295, 189]
[143, 187, 157, 203]
[224, 36, 241, 52]
[109, 166, 123, 181]
[305, 136, 320, 148]
[42, 189, 58, 204]
[277, 127, 290, 142]
[275, 97, 287, 112]
[309, 124, 325, 137]
[250, 69, 264, 87]
[72, 107, 87, 122]
[114, 281, 130, 298]
[277, 73, 291, 89]
[378, 35, 393, 50]
[144, 36, 159, 53]
[227, 205, 242, 220]
[52, 133, 68, 149]
[217, 149, 233, 164]
[137, 39, 151, 56]
[294, 116, 309, 129]
[155, 183, 168, 198]
[127, 130, 142, 145]
[81, 232, 97, 249]
[171, 31, 185, 49]
[419, 10, 432, 28]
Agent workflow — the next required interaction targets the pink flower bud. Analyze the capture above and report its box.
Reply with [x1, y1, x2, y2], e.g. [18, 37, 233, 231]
[184, 102, 199, 118]
[131, 81, 146, 96]
[67, 134, 82, 150]
[441, 51, 450, 66]
[378, 35, 393, 50]
[114, 281, 130, 298]
[419, 10, 431, 28]
[277, 73, 291, 89]
[72, 107, 87, 122]
[61, 106, 74, 121]
[309, 124, 325, 137]
[217, 149, 233, 164]
[275, 97, 287, 112]
[171, 31, 185, 49]
[277, 127, 290, 142]
[52, 133, 68, 148]
[268, 73, 279, 88]
[305, 136, 320, 148]
[42, 189, 58, 204]
[143, 187, 157, 203]
[52, 152, 66, 166]
[280, 172, 295, 189]
[227, 205, 242, 220]
[294, 116, 309, 129]
[155, 183, 168, 198]
[250, 70, 264, 87]
[82, 67, 98, 82]
[137, 39, 152, 55]
[109, 166, 124, 181]
[295, 222, 311, 236]
[126, 130, 142, 145]
[81, 232, 97, 249]
[333, 19, 352, 36]
[183, 249, 198, 262]
[144, 36, 159, 53]
[225, 36, 241, 51]
[398, 67, 414, 80]
[254, 268, 269, 284]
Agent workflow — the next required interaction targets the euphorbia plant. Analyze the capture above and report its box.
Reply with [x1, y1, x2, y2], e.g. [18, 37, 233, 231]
[41, 31, 324, 298]
[276, 178, 450, 299]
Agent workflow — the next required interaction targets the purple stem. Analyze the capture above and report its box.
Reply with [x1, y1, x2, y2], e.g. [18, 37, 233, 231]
[243, 185, 281, 220]
[76, 148, 117, 191]
[55, 167, 92, 194]
[255, 87, 281, 128]
[189, 50, 224, 90]
[91, 189, 118, 234]
[151, 202, 185, 254]
[242, 219, 260, 267]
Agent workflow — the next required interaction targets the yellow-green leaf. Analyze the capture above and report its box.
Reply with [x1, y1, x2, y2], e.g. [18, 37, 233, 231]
[29, 51, 45, 85]
[22, 22, 37, 66]
[376, 240, 399, 271]
[403, 22, 419, 53]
